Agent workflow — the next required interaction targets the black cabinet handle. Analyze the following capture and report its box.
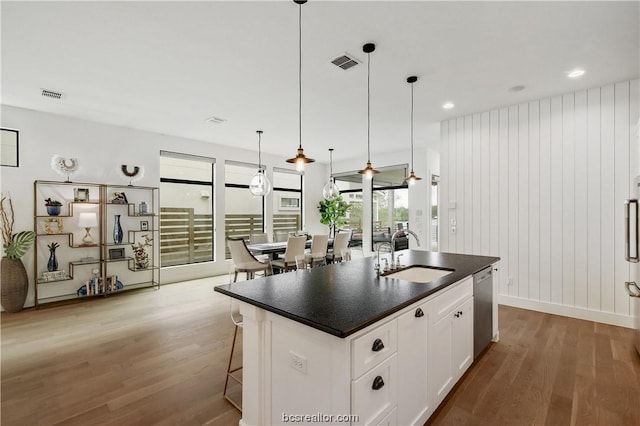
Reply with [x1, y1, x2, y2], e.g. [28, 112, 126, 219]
[459, 310, 463, 316]
[415, 307, 424, 318]
[372, 338, 385, 352]
[372, 375, 385, 390]
[454, 312, 459, 318]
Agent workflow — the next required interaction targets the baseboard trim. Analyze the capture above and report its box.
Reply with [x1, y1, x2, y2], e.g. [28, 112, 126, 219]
[498, 294, 634, 329]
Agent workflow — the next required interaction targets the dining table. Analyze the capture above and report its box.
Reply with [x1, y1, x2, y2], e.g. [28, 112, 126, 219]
[247, 239, 332, 260]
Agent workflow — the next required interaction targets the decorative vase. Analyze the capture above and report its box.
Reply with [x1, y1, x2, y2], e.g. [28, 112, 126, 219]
[46, 205, 61, 216]
[1, 258, 28, 313]
[113, 215, 123, 244]
[47, 248, 58, 272]
[139, 201, 148, 215]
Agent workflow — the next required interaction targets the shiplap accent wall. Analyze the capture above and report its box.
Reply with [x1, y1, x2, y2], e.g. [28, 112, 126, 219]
[440, 79, 639, 326]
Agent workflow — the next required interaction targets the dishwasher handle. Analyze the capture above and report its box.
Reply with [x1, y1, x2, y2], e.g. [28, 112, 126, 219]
[474, 266, 492, 283]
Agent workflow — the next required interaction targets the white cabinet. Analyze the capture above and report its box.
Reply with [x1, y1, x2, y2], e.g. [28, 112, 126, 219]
[396, 303, 431, 425]
[429, 278, 474, 408]
[238, 273, 480, 426]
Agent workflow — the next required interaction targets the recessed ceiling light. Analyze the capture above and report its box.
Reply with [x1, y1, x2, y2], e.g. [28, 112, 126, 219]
[442, 102, 455, 110]
[508, 85, 526, 93]
[568, 69, 585, 78]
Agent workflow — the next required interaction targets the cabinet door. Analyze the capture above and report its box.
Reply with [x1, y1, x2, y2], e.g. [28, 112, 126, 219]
[451, 297, 473, 380]
[430, 310, 454, 407]
[396, 304, 431, 425]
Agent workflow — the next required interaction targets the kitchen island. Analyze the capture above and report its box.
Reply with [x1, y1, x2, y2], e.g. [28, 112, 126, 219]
[215, 250, 499, 425]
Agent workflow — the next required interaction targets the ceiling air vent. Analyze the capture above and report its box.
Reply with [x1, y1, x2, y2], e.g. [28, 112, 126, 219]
[331, 53, 359, 71]
[41, 89, 63, 99]
[206, 116, 227, 125]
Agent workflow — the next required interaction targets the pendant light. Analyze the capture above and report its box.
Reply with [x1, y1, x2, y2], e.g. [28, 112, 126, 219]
[406, 76, 422, 185]
[322, 148, 340, 200]
[358, 43, 379, 179]
[286, 0, 315, 172]
[249, 130, 272, 197]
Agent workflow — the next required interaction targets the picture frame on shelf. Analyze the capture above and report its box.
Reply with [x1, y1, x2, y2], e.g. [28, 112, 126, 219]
[44, 217, 64, 234]
[74, 188, 90, 202]
[140, 220, 149, 231]
[108, 248, 125, 260]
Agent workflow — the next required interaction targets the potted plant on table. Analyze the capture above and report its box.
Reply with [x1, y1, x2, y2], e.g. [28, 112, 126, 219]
[317, 195, 351, 238]
[1, 195, 36, 313]
[44, 198, 63, 216]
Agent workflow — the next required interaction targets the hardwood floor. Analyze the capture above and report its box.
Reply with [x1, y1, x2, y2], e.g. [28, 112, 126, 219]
[428, 305, 640, 426]
[2, 278, 639, 426]
[1, 276, 242, 426]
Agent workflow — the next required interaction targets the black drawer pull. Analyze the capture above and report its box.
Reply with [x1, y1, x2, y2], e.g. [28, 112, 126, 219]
[454, 312, 459, 318]
[372, 338, 385, 352]
[415, 307, 424, 318]
[372, 375, 385, 390]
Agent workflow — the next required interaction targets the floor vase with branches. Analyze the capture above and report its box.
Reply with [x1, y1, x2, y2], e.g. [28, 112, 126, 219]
[1, 196, 35, 312]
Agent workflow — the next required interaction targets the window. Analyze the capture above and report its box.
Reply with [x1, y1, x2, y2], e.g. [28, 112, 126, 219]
[160, 152, 214, 267]
[225, 162, 264, 258]
[334, 172, 363, 247]
[272, 168, 302, 237]
[372, 165, 409, 249]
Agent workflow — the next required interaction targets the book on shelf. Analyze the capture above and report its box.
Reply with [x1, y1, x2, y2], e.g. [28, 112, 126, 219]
[41, 270, 70, 282]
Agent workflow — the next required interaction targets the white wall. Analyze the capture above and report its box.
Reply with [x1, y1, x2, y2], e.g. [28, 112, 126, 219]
[0, 105, 327, 306]
[440, 79, 640, 327]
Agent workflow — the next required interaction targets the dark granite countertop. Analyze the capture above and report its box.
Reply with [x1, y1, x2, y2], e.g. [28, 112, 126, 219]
[214, 250, 500, 338]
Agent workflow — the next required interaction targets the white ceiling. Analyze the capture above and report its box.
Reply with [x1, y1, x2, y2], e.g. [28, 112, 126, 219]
[2, 1, 638, 164]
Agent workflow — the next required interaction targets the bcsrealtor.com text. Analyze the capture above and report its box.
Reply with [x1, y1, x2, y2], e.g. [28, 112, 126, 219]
[282, 412, 360, 423]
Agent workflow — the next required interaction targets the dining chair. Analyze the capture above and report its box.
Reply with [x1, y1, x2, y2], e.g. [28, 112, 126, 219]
[270, 235, 306, 273]
[295, 254, 309, 270]
[326, 230, 351, 263]
[273, 230, 290, 242]
[249, 233, 270, 261]
[226, 236, 272, 281]
[249, 233, 269, 244]
[340, 248, 352, 262]
[307, 234, 329, 267]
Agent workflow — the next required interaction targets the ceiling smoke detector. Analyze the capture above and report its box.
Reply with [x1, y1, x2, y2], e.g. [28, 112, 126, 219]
[330, 53, 359, 70]
[205, 116, 227, 124]
[41, 89, 63, 99]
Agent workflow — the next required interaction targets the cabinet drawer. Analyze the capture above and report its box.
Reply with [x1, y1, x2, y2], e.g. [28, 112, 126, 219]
[429, 277, 473, 323]
[376, 406, 397, 426]
[352, 319, 397, 379]
[352, 354, 397, 425]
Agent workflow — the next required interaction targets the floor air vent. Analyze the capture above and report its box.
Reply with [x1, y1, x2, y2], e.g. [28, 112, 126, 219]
[331, 54, 359, 70]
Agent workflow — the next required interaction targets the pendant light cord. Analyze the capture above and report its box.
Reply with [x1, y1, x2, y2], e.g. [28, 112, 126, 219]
[410, 81, 414, 172]
[329, 149, 334, 181]
[367, 51, 371, 162]
[298, 3, 302, 151]
[257, 131, 263, 170]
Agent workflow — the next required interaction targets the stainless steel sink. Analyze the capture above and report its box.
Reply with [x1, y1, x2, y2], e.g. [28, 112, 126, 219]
[383, 266, 453, 283]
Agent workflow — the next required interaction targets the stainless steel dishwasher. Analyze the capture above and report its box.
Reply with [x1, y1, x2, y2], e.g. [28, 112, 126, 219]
[473, 266, 493, 358]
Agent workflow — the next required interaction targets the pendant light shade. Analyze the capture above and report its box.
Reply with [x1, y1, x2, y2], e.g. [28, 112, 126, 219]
[286, 0, 314, 172]
[358, 43, 379, 179]
[406, 76, 422, 185]
[249, 130, 272, 197]
[322, 148, 340, 200]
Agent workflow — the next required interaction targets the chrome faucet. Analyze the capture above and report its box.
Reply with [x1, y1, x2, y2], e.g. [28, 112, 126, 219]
[375, 229, 420, 275]
[375, 242, 393, 276]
